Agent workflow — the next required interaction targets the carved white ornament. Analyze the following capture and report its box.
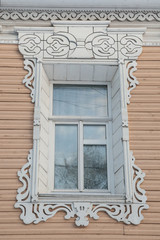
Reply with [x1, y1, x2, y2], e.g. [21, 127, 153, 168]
[126, 61, 139, 104]
[23, 59, 36, 103]
[17, 28, 143, 60]
[15, 150, 148, 226]
[0, 9, 160, 22]
[14, 23, 148, 226]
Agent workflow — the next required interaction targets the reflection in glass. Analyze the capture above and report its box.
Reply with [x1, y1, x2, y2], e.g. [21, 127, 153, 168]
[84, 145, 107, 189]
[54, 125, 78, 189]
[84, 125, 106, 139]
[53, 85, 107, 117]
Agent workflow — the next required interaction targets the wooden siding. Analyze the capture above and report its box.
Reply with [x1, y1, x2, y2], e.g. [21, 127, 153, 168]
[0, 44, 160, 239]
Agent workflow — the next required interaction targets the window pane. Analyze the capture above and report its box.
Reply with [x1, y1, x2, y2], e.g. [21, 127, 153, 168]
[53, 85, 107, 117]
[54, 125, 78, 189]
[84, 125, 106, 139]
[84, 145, 107, 189]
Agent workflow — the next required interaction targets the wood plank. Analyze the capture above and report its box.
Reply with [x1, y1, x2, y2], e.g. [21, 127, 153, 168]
[0, 120, 33, 130]
[138, 53, 160, 60]
[0, 179, 20, 190]
[0, 93, 32, 102]
[131, 88, 160, 95]
[128, 113, 160, 121]
[137, 62, 160, 69]
[0, 169, 18, 179]
[0, 141, 32, 149]
[130, 132, 160, 141]
[129, 95, 160, 103]
[0, 52, 23, 59]
[0, 44, 19, 51]
[141, 179, 160, 190]
[142, 213, 160, 224]
[0, 111, 33, 120]
[142, 170, 160, 180]
[0, 222, 123, 235]
[0, 79, 25, 85]
[129, 122, 160, 131]
[142, 47, 160, 53]
[0, 190, 17, 201]
[0, 159, 27, 169]
[135, 160, 160, 170]
[0, 201, 17, 211]
[130, 141, 160, 150]
[136, 79, 160, 86]
[0, 59, 24, 67]
[0, 149, 32, 159]
[0, 102, 34, 111]
[0, 75, 25, 81]
[0, 211, 116, 224]
[135, 69, 160, 74]
[147, 191, 160, 202]
[124, 224, 160, 236]
[0, 85, 30, 94]
[1, 236, 160, 240]
[0, 68, 27, 76]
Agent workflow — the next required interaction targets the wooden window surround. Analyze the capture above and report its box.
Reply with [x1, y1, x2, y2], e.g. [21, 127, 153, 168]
[14, 21, 148, 226]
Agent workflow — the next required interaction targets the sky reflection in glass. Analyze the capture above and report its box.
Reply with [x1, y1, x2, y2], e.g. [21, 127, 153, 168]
[53, 85, 108, 117]
[84, 125, 106, 139]
[54, 125, 78, 189]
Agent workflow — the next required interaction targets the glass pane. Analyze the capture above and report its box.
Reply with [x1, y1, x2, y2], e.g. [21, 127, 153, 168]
[54, 125, 78, 189]
[84, 145, 107, 189]
[53, 85, 107, 117]
[84, 125, 106, 139]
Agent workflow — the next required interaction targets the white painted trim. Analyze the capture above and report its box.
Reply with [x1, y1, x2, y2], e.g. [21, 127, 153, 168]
[51, 20, 111, 26]
[1, 0, 160, 9]
[14, 22, 148, 226]
[1, 8, 160, 22]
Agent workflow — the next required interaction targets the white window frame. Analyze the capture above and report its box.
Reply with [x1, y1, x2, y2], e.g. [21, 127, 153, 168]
[47, 80, 114, 198]
[14, 22, 148, 226]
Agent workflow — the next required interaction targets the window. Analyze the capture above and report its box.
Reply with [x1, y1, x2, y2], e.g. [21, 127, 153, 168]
[15, 24, 148, 226]
[40, 62, 124, 200]
[51, 84, 111, 193]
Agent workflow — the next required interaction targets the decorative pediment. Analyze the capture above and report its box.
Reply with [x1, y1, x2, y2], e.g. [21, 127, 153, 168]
[15, 22, 145, 60]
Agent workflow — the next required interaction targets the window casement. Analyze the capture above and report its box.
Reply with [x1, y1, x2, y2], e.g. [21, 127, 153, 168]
[48, 83, 113, 198]
[14, 21, 148, 226]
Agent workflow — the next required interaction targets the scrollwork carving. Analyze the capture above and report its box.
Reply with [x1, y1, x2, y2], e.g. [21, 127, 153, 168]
[15, 150, 32, 203]
[14, 22, 148, 227]
[0, 9, 160, 22]
[19, 34, 42, 57]
[119, 35, 143, 59]
[23, 59, 36, 103]
[44, 33, 77, 58]
[85, 33, 117, 58]
[15, 149, 148, 226]
[126, 61, 139, 104]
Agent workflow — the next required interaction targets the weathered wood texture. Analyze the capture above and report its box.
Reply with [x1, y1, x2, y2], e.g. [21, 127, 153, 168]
[0, 45, 160, 239]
